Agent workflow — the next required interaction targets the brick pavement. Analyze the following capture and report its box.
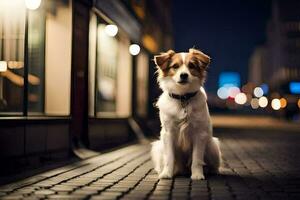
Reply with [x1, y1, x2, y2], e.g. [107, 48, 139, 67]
[1, 131, 300, 200]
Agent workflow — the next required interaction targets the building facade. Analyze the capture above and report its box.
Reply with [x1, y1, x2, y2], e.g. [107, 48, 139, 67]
[248, 0, 300, 90]
[266, 0, 300, 90]
[0, 0, 172, 174]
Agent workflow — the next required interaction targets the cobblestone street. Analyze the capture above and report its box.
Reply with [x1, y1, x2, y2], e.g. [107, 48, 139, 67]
[1, 130, 300, 200]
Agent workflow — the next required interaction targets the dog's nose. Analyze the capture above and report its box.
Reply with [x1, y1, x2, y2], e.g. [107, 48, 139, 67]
[180, 73, 188, 80]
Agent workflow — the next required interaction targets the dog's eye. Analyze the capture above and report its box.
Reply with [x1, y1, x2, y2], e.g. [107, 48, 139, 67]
[188, 63, 197, 69]
[171, 64, 179, 69]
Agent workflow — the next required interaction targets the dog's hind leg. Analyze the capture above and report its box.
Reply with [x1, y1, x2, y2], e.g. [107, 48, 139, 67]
[205, 137, 222, 173]
[151, 140, 164, 174]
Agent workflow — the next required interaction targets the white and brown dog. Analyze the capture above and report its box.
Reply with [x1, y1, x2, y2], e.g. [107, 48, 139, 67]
[151, 48, 221, 180]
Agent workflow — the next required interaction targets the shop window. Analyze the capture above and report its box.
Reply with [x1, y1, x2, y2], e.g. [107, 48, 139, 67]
[89, 12, 132, 118]
[0, 1, 26, 115]
[0, 0, 72, 116]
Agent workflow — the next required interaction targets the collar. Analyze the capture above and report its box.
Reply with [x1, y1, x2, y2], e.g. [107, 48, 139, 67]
[168, 91, 198, 102]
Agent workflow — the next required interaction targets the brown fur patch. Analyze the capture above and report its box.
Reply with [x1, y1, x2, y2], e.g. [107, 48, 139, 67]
[185, 54, 206, 79]
[156, 53, 183, 78]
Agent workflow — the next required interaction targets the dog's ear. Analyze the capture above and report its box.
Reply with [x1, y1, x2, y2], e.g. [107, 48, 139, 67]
[154, 50, 175, 70]
[189, 48, 211, 68]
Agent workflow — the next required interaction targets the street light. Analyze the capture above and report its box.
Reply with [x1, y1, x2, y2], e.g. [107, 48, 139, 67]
[25, 0, 41, 10]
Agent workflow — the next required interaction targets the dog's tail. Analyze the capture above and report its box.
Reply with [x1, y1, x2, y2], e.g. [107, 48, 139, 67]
[151, 140, 163, 174]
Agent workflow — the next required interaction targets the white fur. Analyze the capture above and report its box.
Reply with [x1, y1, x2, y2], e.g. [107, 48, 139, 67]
[181, 52, 186, 62]
[151, 59, 222, 180]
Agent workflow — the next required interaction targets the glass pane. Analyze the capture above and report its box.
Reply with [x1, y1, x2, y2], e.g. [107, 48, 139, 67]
[0, 1, 26, 115]
[89, 14, 132, 118]
[96, 23, 119, 113]
[26, 0, 72, 116]
[27, 7, 46, 114]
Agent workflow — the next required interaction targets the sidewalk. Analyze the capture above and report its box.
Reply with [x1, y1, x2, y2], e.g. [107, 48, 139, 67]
[1, 130, 300, 199]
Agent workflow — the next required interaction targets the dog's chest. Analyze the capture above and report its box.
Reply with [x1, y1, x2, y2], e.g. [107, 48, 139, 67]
[158, 94, 209, 126]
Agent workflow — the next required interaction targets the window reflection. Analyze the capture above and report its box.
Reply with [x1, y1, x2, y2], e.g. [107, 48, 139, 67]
[0, 0, 72, 116]
[96, 24, 118, 112]
[89, 12, 132, 117]
[0, 0, 26, 114]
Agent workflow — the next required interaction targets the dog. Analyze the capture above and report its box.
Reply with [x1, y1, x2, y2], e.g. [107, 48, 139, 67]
[151, 48, 222, 180]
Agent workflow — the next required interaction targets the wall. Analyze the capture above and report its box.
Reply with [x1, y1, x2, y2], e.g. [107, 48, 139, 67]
[45, 1, 72, 115]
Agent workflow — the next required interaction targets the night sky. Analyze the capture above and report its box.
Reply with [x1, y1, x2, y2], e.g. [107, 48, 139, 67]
[172, 0, 272, 93]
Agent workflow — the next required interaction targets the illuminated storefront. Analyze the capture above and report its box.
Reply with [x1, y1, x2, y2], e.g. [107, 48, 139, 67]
[0, 0, 72, 116]
[0, 0, 172, 171]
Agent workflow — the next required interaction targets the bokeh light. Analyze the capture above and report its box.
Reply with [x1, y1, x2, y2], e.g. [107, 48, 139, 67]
[298, 99, 300, 109]
[129, 44, 140, 56]
[25, 0, 41, 10]
[271, 99, 281, 110]
[234, 93, 247, 105]
[228, 86, 240, 98]
[251, 98, 259, 109]
[280, 98, 287, 108]
[253, 87, 264, 98]
[260, 83, 269, 94]
[104, 24, 118, 37]
[217, 87, 229, 99]
[258, 96, 268, 108]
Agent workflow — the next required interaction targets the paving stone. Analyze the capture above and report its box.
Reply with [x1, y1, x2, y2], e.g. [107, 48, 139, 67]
[34, 189, 55, 195]
[2, 132, 300, 199]
[47, 194, 86, 199]
[1, 195, 25, 199]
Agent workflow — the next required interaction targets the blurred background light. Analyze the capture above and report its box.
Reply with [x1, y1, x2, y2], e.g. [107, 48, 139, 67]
[258, 96, 268, 108]
[271, 99, 281, 110]
[251, 98, 259, 109]
[228, 86, 240, 98]
[0, 61, 7, 72]
[25, 0, 41, 10]
[129, 44, 140, 56]
[234, 92, 247, 105]
[217, 87, 229, 99]
[260, 83, 269, 94]
[298, 99, 300, 109]
[219, 72, 240, 88]
[253, 87, 264, 97]
[289, 82, 300, 94]
[104, 24, 118, 37]
[280, 98, 287, 108]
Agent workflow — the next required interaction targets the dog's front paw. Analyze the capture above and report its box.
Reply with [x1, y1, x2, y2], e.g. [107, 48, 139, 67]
[191, 172, 205, 180]
[158, 169, 173, 179]
[191, 166, 205, 180]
